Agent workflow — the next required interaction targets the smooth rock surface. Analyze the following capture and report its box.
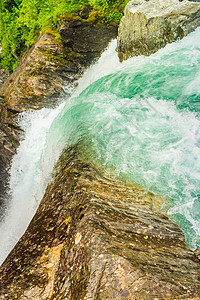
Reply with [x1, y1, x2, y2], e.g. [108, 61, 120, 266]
[117, 0, 200, 61]
[0, 148, 200, 299]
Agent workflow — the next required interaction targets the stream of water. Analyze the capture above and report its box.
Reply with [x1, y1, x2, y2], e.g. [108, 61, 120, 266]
[0, 28, 200, 265]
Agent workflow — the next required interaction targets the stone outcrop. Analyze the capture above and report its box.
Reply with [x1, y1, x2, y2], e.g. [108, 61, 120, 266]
[0, 148, 200, 299]
[117, 0, 200, 61]
[0, 33, 74, 112]
[0, 23, 117, 113]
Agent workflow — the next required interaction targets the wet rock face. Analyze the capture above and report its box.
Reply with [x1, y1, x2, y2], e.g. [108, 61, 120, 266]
[0, 121, 20, 208]
[0, 34, 68, 112]
[0, 23, 117, 113]
[117, 0, 200, 61]
[59, 21, 117, 63]
[0, 148, 200, 299]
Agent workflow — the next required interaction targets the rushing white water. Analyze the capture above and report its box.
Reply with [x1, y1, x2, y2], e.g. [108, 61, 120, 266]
[1, 28, 200, 265]
[0, 106, 64, 265]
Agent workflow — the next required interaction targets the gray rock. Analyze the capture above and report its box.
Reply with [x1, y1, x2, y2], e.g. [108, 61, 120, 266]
[117, 0, 200, 61]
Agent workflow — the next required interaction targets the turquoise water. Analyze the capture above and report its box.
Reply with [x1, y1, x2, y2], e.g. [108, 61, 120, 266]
[46, 28, 200, 250]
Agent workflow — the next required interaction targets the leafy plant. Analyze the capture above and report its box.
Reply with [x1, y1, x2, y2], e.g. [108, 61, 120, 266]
[0, 0, 128, 72]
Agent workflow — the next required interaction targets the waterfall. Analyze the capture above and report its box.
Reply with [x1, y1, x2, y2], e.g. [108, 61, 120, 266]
[1, 28, 200, 265]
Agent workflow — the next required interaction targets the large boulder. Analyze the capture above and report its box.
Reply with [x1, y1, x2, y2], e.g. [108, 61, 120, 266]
[117, 0, 200, 61]
[0, 148, 200, 299]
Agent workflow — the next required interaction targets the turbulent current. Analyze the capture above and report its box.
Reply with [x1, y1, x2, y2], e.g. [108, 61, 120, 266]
[0, 28, 200, 265]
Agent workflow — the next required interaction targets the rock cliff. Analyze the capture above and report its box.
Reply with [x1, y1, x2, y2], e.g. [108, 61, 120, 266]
[0, 1, 200, 299]
[117, 0, 200, 61]
[0, 24, 117, 113]
[0, 148, 200, 299]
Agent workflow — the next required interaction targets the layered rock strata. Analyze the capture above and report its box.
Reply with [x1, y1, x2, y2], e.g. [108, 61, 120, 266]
[0, 69, 8, 87]
[0, 148, 200, 299]
[117, 0, 200, 61]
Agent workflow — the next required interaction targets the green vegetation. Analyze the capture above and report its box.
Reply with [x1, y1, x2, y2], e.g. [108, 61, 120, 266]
[0, 0, 128, 73]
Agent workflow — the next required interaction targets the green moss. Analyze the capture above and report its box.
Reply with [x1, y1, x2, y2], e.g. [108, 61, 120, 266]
[37, 48, 73, 69]
[61, 13, 82, 22]
[44, 29, 61, 42]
